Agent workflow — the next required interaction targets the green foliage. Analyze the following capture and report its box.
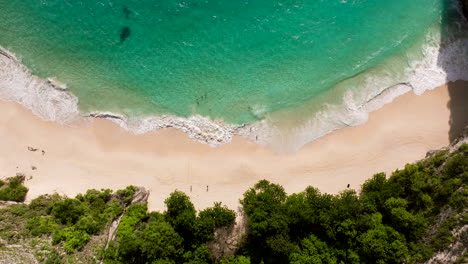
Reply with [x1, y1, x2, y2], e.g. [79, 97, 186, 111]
[183, 244, 212, 264]
[165, 190, 197, 248]
[4, 203, 29, 216]
[26, 216, 58, 236]
[240, 180, 292, 263]
[357, 213, 409, 264]
[424, 150, 449, 168]
[219, 256, 251, 264]
[241, 180, 287, 216]
[116, 185, 139, 205]
[459, 143, 468, 153]
[50, 198, 86, 224]
[240, 180, 287, 238]
[151, 259, 176, 264]
[196, 202, 236, 242]
[237, 144, 467, 264]
[44, 249, 63, 264]
[443, 153, 468, 178]
[199, 202, 236, 228]
[52, 227, 90, 253]
[289, 234, 338, 264]
[0, 175, 29, 202]
[103, 192, 234, 264]
[140, 220, 184, 261]
[75, 215, 101, 235]
[104, 199, 125, 219]
[429, 215, 459, 251]
[29, 194, 62, 215]
[0, 187, 141, 261]
[117, 204, 148, 238]
[360, 173, 392, 212]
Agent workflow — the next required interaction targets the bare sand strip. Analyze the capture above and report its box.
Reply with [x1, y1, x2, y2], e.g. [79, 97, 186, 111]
[0, 82, 466, 211]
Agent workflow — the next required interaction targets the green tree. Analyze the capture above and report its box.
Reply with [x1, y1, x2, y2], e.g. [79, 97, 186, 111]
[199, 202, 236, 228]
[240, 180, 291, 263]
[50, 198, 86, 224]
[164, 191, 197, 248]
[442, 153, 468, 178]
[383, 197, 427, 239]
[140, 220, 184, 262]
[76, 215, 101, 235]
[183, 244, 211, 264]
[357, 213, 409, 264]
[289, 234, 338, 264]
[195, 202, 236, 242]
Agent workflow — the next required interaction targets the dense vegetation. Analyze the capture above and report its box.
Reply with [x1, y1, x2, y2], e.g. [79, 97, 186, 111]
[102, 191, 236, 264]
[0, 143, 466, 263]
[0, 186, 140, 262]
[0, 186, 236, 263]
[237, 143, 468, 264]
[0, 175, 29, 202]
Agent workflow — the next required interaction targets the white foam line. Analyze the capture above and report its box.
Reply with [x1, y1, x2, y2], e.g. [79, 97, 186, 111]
[0, 49, 80, 124]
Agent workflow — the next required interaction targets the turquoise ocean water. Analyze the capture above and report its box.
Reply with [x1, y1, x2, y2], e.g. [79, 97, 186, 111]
[0, 0, 451, 125]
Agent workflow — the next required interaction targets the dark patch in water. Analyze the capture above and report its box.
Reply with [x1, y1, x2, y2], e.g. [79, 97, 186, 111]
[120, 26, 131, 43]
[123, 7, 131, 19]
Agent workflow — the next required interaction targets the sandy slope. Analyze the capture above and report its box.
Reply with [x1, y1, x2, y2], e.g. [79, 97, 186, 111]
[0, 82, 466, 211]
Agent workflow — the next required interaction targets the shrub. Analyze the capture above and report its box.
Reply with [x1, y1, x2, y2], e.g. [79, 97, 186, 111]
[44, 249, 63, 264]
[116, 186, 139, 205]
[442, 154, 468, 178]
[140, 220, 184, 261]
[0, 176, 29, 202]
[76, 215, 101, 235]
[103, 199, 125, 220]
[50, 199, 86, 224]
[117, 204, 148, 238]
[5, 203, 29, 216]
[458, 143, 468, 154]
[82, 188, 112, 204]
[27, 216, 58, 236]
[52, 227, 90, 253]
[199, 202, 236, 228]
[195, 202, 236, 243]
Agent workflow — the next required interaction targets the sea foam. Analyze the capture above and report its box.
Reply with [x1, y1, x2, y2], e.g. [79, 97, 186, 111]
[0, 49, 80, 124]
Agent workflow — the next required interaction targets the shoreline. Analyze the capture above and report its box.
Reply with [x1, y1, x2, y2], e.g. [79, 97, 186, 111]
[0, 81, 466, 211]
[0, 17, 467, 153]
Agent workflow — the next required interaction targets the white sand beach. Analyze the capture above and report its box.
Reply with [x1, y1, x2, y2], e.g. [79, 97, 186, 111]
[0, 81, 466, 211]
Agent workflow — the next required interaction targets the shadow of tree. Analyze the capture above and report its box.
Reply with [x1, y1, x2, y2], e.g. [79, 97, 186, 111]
[439, 0, 468, 143]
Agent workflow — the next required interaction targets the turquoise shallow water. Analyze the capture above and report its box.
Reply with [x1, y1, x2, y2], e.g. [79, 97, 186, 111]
[0, 0, 448, 124]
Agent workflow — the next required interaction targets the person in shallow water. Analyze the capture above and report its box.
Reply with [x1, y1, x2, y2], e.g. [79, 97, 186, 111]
[120, 27, 131, 43]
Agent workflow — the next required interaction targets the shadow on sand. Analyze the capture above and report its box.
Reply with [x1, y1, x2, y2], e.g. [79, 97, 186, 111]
[440, 0, 468, 143]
